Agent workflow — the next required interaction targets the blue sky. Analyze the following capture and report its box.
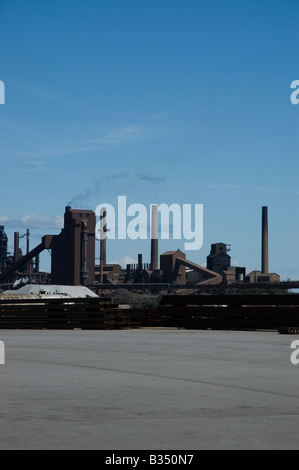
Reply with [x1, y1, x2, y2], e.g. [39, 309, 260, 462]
[0, 0, 299, 278]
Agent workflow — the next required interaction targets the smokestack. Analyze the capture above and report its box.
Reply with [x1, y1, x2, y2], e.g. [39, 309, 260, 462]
[26, 229, 32, 281]
[100, 208, 107, 266]
[262, 206, 269, 274]
[26, 229, 30, 255]
[151, 205, 159, 271]
[138, 254, 143, 271]
[99, 208, 107, 283]
[14, 232, 19, 264]
[81, 220, 88, 286]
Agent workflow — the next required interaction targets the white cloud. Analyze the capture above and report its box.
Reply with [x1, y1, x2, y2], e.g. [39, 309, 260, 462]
[20, 214, 64, 230]
[0, 214, 63, 230]
[2, 126, 143, 161]
[0, 216, 13, 225]
[232, 259, 240, 267]
[204, 183, 299, 195]
[110, 256, 137, 269]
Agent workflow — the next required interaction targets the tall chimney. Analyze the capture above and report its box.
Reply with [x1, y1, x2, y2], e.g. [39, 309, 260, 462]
[262, 206, 269, 274]
[151, 205, 159, 271]
[81, 220, 88, 286]
[14, 232, 19, 264]
[99, 208, 109, 283]
[26, 229, 30, 254]
[138, 254, 143, 271]
[101, 208, 107, 266]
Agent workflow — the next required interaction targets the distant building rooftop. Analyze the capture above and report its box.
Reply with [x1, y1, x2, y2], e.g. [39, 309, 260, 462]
[2, 285, 98, 299]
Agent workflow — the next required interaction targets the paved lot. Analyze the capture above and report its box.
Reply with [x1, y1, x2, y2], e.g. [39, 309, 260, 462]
[0, 328, 298, 450]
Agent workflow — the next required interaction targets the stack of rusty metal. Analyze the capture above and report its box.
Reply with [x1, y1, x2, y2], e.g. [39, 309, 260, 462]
[158, 294, 299, 333]
[0, 296, 141, 330]
[144, 308, 163, 327]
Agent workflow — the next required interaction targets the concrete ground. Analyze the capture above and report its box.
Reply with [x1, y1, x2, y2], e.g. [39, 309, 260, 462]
[0, 328, 298, 450]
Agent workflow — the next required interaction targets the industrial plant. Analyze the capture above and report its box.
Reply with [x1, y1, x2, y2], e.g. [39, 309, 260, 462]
[0, 205, 282, 294]
[1, 205, 299, 335]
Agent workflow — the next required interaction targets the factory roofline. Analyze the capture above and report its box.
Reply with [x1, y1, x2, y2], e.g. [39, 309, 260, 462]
[3, 284, 98, 298]
[246, 270, 280, 278]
